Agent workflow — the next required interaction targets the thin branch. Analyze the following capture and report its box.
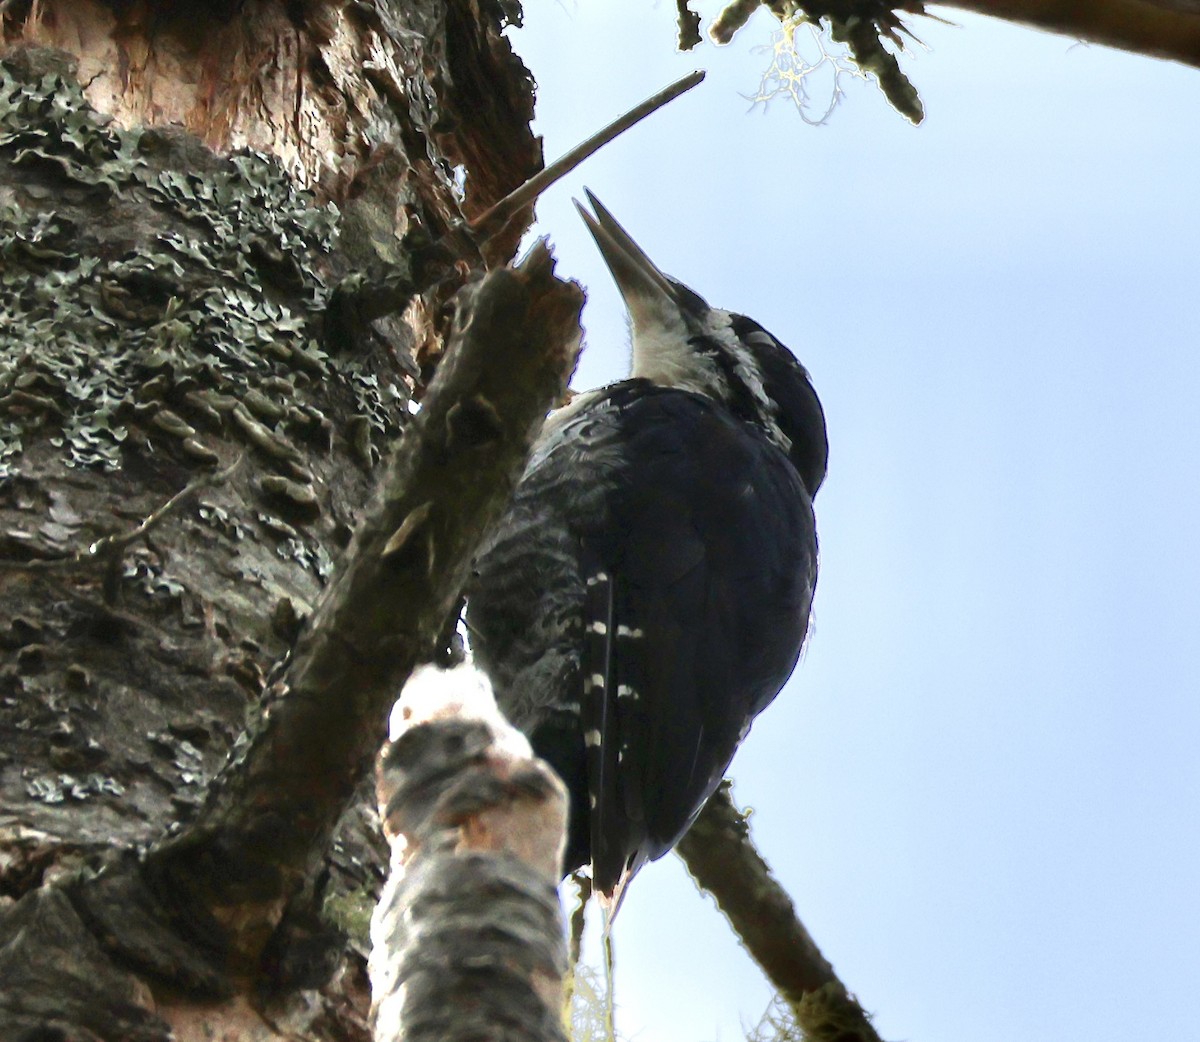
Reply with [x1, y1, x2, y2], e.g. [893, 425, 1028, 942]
[467, 70, 705, 239]
[677, 781, 885, 1042]
[336, 71, 704, 330]
[0, 455, 244, 601]
[90, 455, 244, 562]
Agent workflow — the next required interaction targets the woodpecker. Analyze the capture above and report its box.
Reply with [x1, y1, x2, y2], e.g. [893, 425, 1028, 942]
[467, 192, 827, 907]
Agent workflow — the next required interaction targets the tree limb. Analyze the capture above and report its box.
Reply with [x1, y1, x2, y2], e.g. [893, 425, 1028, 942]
[677, 781, 884, 1042]
[940, 0, 1200, 70]
[144, 241, 583, 967]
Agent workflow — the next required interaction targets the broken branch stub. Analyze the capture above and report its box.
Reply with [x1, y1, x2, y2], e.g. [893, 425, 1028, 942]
[370, 664, 569, 1042]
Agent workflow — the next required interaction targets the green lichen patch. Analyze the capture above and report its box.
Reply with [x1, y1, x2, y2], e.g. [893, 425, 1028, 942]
[0, 53, 415, 496]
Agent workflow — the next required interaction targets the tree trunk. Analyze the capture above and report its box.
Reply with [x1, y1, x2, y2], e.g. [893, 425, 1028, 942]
[0, 2, 547, 1037]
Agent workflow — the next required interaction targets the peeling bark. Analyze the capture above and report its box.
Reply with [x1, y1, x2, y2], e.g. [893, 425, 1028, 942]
[2, 0, 540, 211]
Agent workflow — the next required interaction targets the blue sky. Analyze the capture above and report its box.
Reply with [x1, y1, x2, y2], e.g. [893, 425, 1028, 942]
[509, 4, 1200, 1040]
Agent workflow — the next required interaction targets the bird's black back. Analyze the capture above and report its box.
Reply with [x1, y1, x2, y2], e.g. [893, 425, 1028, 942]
[468, 379, 818, 894]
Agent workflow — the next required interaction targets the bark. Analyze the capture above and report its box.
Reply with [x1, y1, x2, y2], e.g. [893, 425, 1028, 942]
[0, 0, 552, 1035]
[3, 0, 539, 235]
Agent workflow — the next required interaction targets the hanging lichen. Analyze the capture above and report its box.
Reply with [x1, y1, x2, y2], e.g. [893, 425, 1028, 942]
[697, 0, 928, 124]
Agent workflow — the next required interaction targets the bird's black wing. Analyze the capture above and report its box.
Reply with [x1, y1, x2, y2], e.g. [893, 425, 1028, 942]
[581, 386, 817, 900]
[468, 382, 818, 899]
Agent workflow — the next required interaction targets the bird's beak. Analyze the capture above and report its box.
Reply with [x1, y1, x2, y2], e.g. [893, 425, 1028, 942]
[574, 190, 683, 316]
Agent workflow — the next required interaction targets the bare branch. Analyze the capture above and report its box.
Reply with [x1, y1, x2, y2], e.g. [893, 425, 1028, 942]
[145, 241, 583, 963]
[677, 781, 885, 1042]
[342, 71, 704, 330]
[0, 455, 244, 596]
[467, 71, 705, 240]
[943, 0, 1200, 69]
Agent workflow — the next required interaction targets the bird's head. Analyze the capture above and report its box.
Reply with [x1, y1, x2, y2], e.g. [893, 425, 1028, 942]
[576, 191, 828, 497]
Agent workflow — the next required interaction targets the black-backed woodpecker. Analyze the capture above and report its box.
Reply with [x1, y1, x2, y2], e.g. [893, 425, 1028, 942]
[467, 192, 827, 908]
